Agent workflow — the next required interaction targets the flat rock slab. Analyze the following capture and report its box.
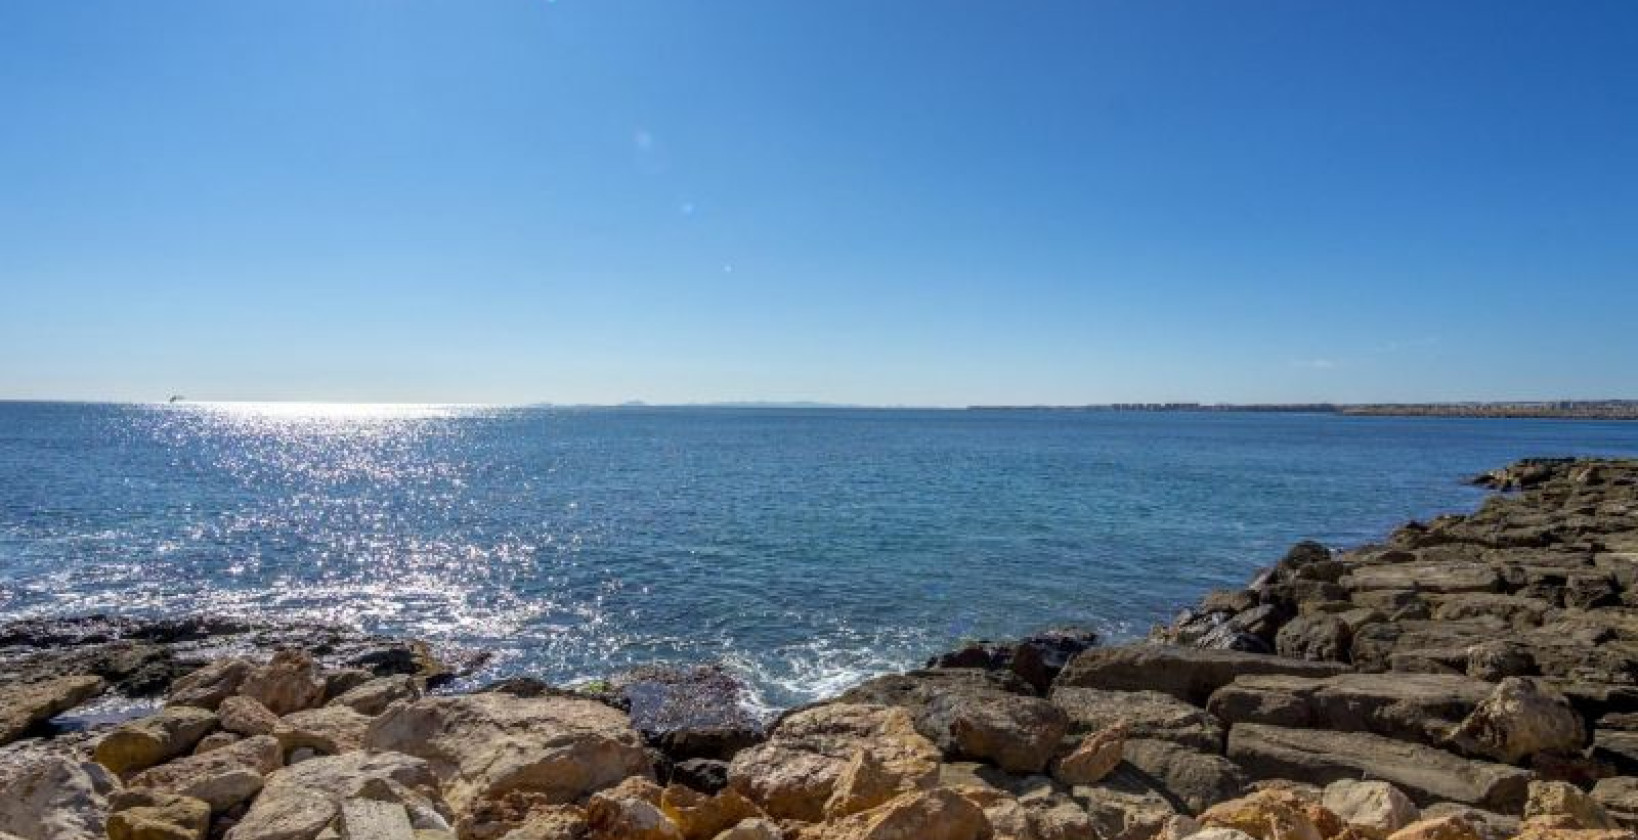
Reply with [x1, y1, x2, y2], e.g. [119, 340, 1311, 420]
[1049, 687, 1225, 752]
[1206, 672, 1491, 745]
[1226, 723, 1529, 811]
[1055, 644, 1348, 706]
[1340, 562, 1501, 594]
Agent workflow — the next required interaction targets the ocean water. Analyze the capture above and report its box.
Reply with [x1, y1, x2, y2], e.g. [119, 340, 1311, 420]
[3, 401, 1638, 708]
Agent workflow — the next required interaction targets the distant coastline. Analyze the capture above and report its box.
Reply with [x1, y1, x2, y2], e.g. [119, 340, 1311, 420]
[965, 400, 1638, 419]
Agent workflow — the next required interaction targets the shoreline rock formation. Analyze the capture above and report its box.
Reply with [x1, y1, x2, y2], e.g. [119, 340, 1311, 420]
[2, 456, 1637, 840]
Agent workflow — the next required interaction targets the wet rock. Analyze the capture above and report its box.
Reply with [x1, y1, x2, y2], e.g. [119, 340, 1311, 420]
[727, 703, 938, 823]
[364, 693, 652, 821]
[1049, 687, 1224, 753]
[1225, 723, 1530, 810]
[1446, 678, 1586, 764]
[1054, 644, 1348, 706]
[127, 735, 282, 812]
[0, 676, 105, 745]
[1322, 780, 1419, 837]
[224, 751, 449, 840]
[608, 666, 764, 763]
[0, 741, 118, 840]
[94, 705, 219, 775]
[240, 651, 327, 716]
[3, 643, 185, 698]
[670, 759, 729, 794]
[106, 791, 211, 840]
[1052, 725, 1124, 786]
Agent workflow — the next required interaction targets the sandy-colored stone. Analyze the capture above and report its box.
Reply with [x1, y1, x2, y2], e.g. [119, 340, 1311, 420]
[1053, 725, 1125, 786]
[1199, 789, 1325, 840]
[240, 651, 327, 716]
[219, 696, 281, 737]
[167, 660, 254, 711]
[1447, 679, 1585, 765]
[107, 793, 211, 840]
[658, 784, 763, 840]
[225, 751, 449, 840]
[0, 677, 104, 746]
[796, 788, 989, 840]
[1526, 782, 1621, 831]
[96, 707, 219, 776]
[1384, 816, 1482, 840]
[1323, 780, 1419, 837]
[128, 735, 282, 812]
[0, 744, 118, 840]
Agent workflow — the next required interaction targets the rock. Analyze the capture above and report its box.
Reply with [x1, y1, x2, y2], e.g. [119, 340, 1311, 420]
[1191, 830, 1259, 840]
[1054, 644, 1347, 706]
[709, 819, 782, 840]
[240, 651, 327, 716]
[0, 676, 105, 745]
[1526, 781, 1621, 830]
[193, 732, 240, 755]
[225, 751, 448, 840]
[1446, 678, 1586, 764]
[0, 743, 117, 840]
[1049, 687, 1223, 754]
[1466, 641, 1537, 681]
[918, 689, 1068, 774]
[107, 792, 212, 840]
[166, 660, 254, 711]
[727, 703, 938, 823]
[795, 788, 988, 840]
[1592, 778, 1638, 829]
[364, 693, 651, 820]
[1009, 628, 1102, 692]
[1341, 563, 1501, 594]
[1122, 738, 1248, 815]
[609, 666, 764, 763]
[3, 642, 184, 698]
[94, 706, 219, 775]
[326, 677, 421, 717]
[1206, 672, 1490, 746]
[218, 696, 281, 737]
[1052, 725, 1124, 786]
[1225, 724, 1530, 810]
[277, 706, 372, 756]
[339, 799, 415, 840]
[1198, 789, 1326, 840]
[1322, 780, 1419, 837]
[1593, 730, 1638, 775]
[658, 784, 763, 840]
[1275, 614, 1353, 662]
[1071, 769, 1180, 840]
[671, 759, 730, 795]
[128, 735, 282, 812]
[322, 669, 376, 703]
[1431, 595, 1553, 628]
[1384, 815, 1483, 840]
[584, 777, 679, 840]
[1418, 805, 1518, 840]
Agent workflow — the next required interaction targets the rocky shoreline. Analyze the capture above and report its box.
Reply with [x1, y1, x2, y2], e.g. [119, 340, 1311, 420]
[4, 456, 1638, 840]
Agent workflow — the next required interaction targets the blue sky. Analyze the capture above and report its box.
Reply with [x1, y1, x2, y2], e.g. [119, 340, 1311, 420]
[1, 1, 1634, 405]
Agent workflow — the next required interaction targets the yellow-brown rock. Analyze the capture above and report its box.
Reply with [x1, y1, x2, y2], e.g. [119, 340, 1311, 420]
[1384, 815, 1482, 840]
[1051, 725, 1125, 786]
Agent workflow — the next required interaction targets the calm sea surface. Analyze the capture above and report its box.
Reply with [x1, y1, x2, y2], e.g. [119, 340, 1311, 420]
[3, 402, 1638, 707]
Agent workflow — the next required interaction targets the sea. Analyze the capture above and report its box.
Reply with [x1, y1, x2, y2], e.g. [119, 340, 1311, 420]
[3, 401, 1637, 709]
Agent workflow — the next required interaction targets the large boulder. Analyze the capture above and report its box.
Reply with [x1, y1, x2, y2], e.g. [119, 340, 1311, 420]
[0, 741, 118, 840]
[106, 791, 211, 840]
[1048, 687, 1225, 753]
[1052, 725, 1125, 786]
[275, 706, 372, 756]
[1206, 672, 1491, 746]
[1525, 781, 1620, 831]
[1056, 645, 1347, 706]
[727, 703, 939, 823]
[94, 706, 219, 776]
[165, 660, 254, 711]
[127, 735, 282, 812]
[1445, 678, 1586, 764]
[1275, 614, 1353, 662]
[918, 690, 1068, 774]
[239, 651, 326, 716]
[1225, 724, 1530, 811]
[363, 693, 651, 820]
[0, 676, 104, 745]
[224, 751, 449, 840]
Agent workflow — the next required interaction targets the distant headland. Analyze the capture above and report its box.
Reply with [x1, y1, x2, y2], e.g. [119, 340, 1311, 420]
[966, 400, 1638, 419]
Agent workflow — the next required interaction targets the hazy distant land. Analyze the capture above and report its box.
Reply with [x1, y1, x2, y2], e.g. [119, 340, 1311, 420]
[966, 400, 1638, 419]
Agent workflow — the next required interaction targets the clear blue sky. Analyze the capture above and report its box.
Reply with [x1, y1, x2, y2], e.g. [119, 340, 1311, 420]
[2, 1, 1634, 405]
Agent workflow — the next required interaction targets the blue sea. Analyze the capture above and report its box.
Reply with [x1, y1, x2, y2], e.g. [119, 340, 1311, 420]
[3, 401, 1637, 708]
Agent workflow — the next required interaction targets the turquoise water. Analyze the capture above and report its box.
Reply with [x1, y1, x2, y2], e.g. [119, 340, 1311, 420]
[3, 402, 1637, 707]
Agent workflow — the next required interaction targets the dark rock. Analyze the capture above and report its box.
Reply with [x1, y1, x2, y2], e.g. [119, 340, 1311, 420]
[609, 664, 765, 762]
[1049, 687, 1225, 753]
[924, 627, 1099, 693]
[1120, 737, 1248, 815]
[1274, 613, 1352, 662]
[670, 758, 730, 794]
